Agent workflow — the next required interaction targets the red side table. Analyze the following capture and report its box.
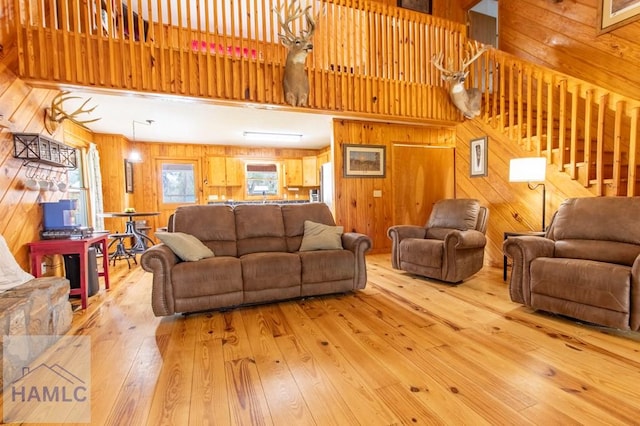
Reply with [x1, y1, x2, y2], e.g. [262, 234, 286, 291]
[28, 233, 111, 309]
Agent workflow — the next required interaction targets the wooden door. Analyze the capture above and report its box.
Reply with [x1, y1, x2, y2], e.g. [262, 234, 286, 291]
[155, 158, 203, 230]
[392, 145, 455, 226]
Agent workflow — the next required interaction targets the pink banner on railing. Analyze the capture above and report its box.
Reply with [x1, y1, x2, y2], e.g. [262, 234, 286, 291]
[191, 40, 259, 59]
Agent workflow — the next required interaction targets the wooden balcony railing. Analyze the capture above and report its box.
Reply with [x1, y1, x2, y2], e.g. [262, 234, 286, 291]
[13, 1, 639, 196]
[480, 49, 640, 197]
[13, 0, 475, 123]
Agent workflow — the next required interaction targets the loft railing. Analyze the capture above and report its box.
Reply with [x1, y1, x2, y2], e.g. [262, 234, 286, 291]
[481, 49, 640, 197]
[13, 0, 474, 122]
[13, 1, 638, 196]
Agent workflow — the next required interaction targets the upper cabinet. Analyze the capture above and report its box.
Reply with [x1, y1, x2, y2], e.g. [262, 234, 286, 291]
[302, 156, 318, 187]
[283, 159, 303, 187]
[207, 156, 243, 186]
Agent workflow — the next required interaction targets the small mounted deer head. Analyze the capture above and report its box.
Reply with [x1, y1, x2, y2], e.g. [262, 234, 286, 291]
[273, 0, 318, 107]
[431, 41, 488, 119]
[44, 91, 101, 134]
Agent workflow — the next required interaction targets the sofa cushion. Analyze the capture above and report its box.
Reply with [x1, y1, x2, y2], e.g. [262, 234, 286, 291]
[173, 205, 237, 256]
[171, 257, 243, 299]
[530, 257, 630, 313]
[241, 252, 301, 304]
[299, 250, 354, 283]
[235, 205, 287, 256]
[299, 220, 344, 251]
[427, 199, 479, 231]
[555, 239, 640, 267]
[399, 239, 443, 269]
[155, 232, 215, 262]
[282, 203, 337, 251]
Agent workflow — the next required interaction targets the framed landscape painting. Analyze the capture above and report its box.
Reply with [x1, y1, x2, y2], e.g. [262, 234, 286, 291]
[343, 144, 386, 177]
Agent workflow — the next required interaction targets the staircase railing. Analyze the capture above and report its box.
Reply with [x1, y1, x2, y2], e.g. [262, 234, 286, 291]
[481, 49, 640, 197]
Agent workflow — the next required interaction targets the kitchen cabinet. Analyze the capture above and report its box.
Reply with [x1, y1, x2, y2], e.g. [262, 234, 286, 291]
[207, 156, 243, 186]
[283, 159, 303, 187]
[302, 156, 318, 186]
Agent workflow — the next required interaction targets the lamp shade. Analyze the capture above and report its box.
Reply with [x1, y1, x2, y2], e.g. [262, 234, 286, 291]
[509, 157, 546, 182]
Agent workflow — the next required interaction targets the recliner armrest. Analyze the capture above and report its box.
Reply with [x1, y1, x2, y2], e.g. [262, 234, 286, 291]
[341, 232, 373, 290]
[387, 225, 427, 268]
[443, 229, 486, 249]
[503, 236, 555, 305]
[140, 244, 180, 316]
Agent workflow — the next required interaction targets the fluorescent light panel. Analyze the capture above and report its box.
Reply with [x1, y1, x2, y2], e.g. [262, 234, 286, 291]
[509, 157, 546, 182]
[243, 131, 302, 143]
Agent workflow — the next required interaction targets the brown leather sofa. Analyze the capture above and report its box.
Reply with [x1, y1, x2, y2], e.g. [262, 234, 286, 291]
[503, 196, 640, 330]
[140, 203, 372, 316]
[387, 199, 489, 283]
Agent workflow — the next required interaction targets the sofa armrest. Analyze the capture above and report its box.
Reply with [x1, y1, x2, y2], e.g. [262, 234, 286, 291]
[387, 225, 426, 268]
[631, 255, 640, 331]
[140, 244, 180, 316]
[503, 236, 555, 305]
[342, 232, 373, 290]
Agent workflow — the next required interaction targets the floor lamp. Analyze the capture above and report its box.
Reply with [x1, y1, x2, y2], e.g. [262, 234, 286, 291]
[509, 157, 547, 231]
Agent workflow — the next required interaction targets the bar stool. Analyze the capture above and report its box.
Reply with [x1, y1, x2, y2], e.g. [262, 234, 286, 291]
[108, 232, 137, 268]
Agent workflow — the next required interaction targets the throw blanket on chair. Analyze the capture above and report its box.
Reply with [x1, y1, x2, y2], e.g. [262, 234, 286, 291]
[0, 234, 35, 292]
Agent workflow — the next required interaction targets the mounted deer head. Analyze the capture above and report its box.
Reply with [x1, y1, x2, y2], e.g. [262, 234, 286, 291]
[44, 91, 101, 134]
[274, 0, 317, 107]
[431, 41, 488, 119]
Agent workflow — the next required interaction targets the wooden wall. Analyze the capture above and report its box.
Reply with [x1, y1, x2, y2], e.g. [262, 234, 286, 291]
[332, 119, 457, 253]
[455, 119, 594, 268]
[501, 0, 640, 102]
[95, 137, 327, 237]
[0, 65, 90, 270]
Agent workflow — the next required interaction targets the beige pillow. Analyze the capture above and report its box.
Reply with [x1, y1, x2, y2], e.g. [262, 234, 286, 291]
[155, 232, 214, 261]
[299, 220, 343, 251]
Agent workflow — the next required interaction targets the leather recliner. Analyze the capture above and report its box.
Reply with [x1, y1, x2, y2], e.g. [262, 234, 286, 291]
[387, 199, 489, 283]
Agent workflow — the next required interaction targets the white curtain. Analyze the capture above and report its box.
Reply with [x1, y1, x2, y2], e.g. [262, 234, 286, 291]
[87, 143, 105, 231]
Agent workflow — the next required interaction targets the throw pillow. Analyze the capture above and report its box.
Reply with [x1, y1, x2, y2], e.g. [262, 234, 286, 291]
[299, 220, 343, 251]
[155, 232, 214, 262]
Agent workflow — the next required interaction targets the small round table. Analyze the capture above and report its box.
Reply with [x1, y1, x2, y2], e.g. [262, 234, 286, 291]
[100, 212, 160, 253]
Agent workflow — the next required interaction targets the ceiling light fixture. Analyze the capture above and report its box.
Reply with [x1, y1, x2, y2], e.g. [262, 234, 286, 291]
[129, 119, 154, 163]
[243, 131, 302, 143]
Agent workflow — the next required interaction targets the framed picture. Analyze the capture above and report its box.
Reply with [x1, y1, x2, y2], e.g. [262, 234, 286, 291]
[397, 0, 431, 14]
[124, 159, 134, 193]
[598, 0, 640, 33]
[469, 137, 488, 177]
[343, 144, 386, 177]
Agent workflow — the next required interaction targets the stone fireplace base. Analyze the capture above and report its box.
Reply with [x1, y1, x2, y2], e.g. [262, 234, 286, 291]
[0, 277, 73, 388]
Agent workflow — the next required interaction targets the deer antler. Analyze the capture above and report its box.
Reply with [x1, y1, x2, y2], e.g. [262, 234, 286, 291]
[431, 52, 456, 78]
[461, 41, 488, 70]
[45, 91, 101, 134]
[273, 0, 316, 46]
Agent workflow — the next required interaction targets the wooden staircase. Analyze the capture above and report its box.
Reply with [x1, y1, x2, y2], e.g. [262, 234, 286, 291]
[477, 50, 640, 197]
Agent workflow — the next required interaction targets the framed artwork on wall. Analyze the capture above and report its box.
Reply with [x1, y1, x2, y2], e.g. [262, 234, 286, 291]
[343, 144, 386, 177]
[397, 0, 432, 14]
[469, 137, 488, 178]
[598, 0, 640, 33]
[124, 159, 134, 193]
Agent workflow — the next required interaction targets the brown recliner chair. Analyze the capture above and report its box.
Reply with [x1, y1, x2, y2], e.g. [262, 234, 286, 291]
[387, 199, 489, 283]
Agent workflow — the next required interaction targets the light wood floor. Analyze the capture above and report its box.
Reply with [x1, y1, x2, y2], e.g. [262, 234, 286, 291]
[4, 253, 640, 425]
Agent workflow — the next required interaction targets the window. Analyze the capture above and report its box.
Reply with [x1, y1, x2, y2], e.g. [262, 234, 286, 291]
[67, 154, 89, 227]
[246, 163, 279, 196]
[161, 163, 196, 203]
